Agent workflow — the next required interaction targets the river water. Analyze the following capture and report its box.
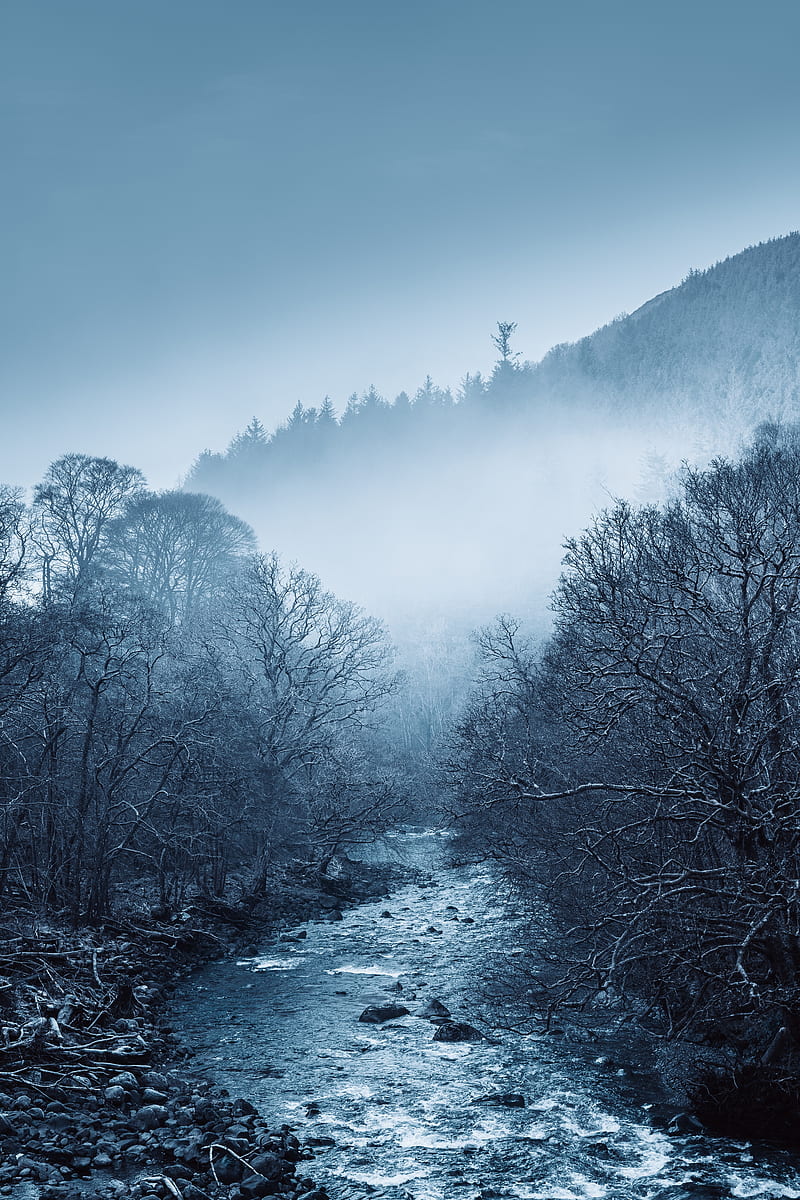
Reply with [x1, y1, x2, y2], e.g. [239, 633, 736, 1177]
[172, 831, 800, 1200]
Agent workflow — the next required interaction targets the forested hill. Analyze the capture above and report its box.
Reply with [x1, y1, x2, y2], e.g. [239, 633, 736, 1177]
[185, 233, 800, 620]
[536, 231, 800, 423]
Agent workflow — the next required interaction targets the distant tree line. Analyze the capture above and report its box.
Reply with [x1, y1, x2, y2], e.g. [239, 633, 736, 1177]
[446, 425, 800, 1137]
[0, 455, 400, 923]
[187, 323, 538, 500]
[190, 235, 800, 508]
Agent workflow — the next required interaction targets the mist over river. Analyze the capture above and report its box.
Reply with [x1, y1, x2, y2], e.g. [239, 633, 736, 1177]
[171, 832, 800, 1200]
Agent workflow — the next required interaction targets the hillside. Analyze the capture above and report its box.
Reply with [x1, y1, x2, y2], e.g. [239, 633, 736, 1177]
[186, 233, 800, 621]
[534, 232, 800, 427]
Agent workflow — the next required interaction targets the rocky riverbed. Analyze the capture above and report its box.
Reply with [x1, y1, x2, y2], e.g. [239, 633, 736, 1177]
[0, 858, 407, 1199]
[0, 1068, 325, 1200]
[172, 831, 800, 1200]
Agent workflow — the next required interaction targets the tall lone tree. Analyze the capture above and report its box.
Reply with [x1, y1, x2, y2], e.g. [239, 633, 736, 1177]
[492, 320, 519, 365]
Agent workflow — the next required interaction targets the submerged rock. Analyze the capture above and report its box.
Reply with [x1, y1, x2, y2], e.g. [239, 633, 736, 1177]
[471, 1093, 526, 1107]
[358, 1004, 410, 1023]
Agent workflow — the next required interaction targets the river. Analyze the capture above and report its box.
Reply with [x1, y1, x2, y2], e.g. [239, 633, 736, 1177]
[171, 831, 800, 1200]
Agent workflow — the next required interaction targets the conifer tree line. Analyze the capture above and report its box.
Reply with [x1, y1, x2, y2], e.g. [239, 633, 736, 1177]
[446, 424, 800, 1124]
[189, 371, 507, 499]
[189, 235, 800, 505]
[0, 455, 400, 923]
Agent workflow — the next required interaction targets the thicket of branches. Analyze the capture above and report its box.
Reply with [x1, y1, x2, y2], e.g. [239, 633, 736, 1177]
[447, 425, 800, 1122]
[0, 454, 400, 923]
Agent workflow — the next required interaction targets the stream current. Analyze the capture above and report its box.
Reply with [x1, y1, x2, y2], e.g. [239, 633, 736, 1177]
[172, 831, 800, 1200]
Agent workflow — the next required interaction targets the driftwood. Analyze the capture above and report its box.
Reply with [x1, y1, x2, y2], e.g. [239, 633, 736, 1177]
[0, 927, 159, 1095]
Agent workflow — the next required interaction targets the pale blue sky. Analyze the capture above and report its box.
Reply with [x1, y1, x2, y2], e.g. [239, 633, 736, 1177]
[3, 0, 800, 488]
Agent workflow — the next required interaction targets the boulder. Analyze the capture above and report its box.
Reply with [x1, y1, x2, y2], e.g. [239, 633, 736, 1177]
[433, 1021, 483, 1042]
[249, 1151, 283, 1179]
[239, 1173, 275, 1198]
[142, 1071, 169, 1090]
[319, 856, 353, 896]
[131, 1104, 169, 1130]
[108, 1071, 139, 1091]
[358, 1004, 410, 1023]
[418, 999, 451, 1021]
[211, 1152, 242, 1184]
[667, 1111, 706, 1135]
[182, 1187, 209, 1200]
[471, 1093, 525, 1107]
[193, 1098, 222, 1125]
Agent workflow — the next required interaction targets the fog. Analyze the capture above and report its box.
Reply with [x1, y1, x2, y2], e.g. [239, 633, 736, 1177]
[192, 404, 711, 636]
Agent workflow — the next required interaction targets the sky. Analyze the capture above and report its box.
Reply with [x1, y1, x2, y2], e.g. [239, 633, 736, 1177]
[3, 0, 800, 492]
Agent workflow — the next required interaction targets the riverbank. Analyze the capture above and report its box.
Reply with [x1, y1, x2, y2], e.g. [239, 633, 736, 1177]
[0, 856, 412, 1199]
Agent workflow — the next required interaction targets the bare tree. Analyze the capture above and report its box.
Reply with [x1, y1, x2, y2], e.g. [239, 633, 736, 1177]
[32, 454, 145, 599]
[449, 432, 800, 1094]
[220, 553, 397, 775]
[217, 554, 399, 872]
[492, 321, 519, 365]
[104, 490, 256, 622]
[0, 487, 27, 602]
[0, 461, 405, 922]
